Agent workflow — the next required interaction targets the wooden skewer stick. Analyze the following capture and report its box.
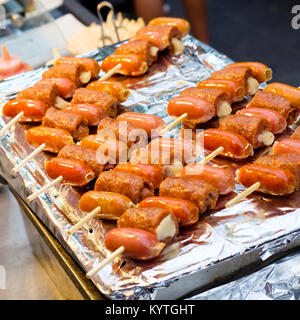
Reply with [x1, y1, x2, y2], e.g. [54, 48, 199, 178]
[0, 111, 24, 136]
[99, 63, 122, 81]
[86, 246, 125, 279]
[12, 143, 46, 174]
[199, 146, 224, 164]
[66, 206, 102, 236]
[225, 181, 261, 208]
[159, 113, 188, 136]
[26, 176, 63, 202]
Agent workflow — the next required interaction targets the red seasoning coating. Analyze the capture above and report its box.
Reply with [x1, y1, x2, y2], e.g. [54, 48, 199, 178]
[134, 25, 180, 50]
[55, 56, 100, 78]
[97, 117, 143, 148]
[237, 164, 297, 196]
[94, 170, 154, 204]
[37, 78, 75, 99]
[224, 62, 272, 83]
[219, 114, 273, 148]
[115, 39, 158, 66]
[181, 163, 235, 195]
[44, 157, 95, 187]
[17, 82, 59, 107]
[117, 207, 179, 243]
[198, 128, 254, 159]
[42, 107, 89, 141]
[101, 54, 148, 76]
[179, 87, 232, 117]
[105, 227, 165, 260]
[197, 79, 245, 102]
[264, 82, 300, 110]
[2, 99, 47, 122]
[255, 154, 300, 189]
[159, 176, 219, 214]
[138, 196, 199, 227]
[42, 63, 85, 88]
[57, 144, 104, 176]
[79, 191, 134, 220]
[71, 88, 118, 118]
[86, 80, 130, 103]
[211, 66, 254, 95]
[247, 90, 296, 124]
[237, 107, 287, 134]
[26, 126, 74, 153]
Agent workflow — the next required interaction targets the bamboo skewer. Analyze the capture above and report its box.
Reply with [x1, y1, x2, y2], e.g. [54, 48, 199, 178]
[159, 113, 188, 136]
[225, 182, 261, 208]
[66, 207, 102, 236]
[26, 176, 63, 202]
[86, 246, 125, 279]
[12, 143, 45, 174]
[0, 111, 24, 136]
[99, 63, 122, 81]
[199, 146, 224, 164]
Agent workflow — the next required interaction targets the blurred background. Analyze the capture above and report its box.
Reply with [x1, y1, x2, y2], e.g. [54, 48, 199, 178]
[0, 0, 299, 84]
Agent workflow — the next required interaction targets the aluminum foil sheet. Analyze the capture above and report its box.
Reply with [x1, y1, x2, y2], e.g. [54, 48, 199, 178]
[0, 35, 300, 300]
[188, 250, 300, 300]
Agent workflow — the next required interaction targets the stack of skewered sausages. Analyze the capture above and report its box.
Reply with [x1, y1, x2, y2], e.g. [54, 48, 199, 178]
[2, 16, 300, 269]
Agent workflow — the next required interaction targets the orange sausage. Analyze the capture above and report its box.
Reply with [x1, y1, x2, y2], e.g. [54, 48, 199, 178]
[197, 79, 245, 102]
[237, 164, 297, 195]
[224, 62, 272, 83]
[167, 95, 215, 124]
[148, 17, 190, 37]
[2, 99, 47, 122]
[80, 134, 128, 163]
[26, 126, 74, 153]
[38, 78, 75, 99]
[198, 128, 253, 159]
[264, 82, 300, 110]
[181, 163, 235, 195]
[105, 227, 165, 260]
[147, 137, 196, 164]
[63, 104, 105, 126]
[55, 56, 100, 78]
[86, 80, 130, 102]
[273, 138, 300, 155]
[238, 107, 287, 134]
[114, 163, 164, 188]
[101, 54, 148, 76]
[78, 191, 134, 220]
[44, 158, 95, 187]
[116, 112, 166, 138]
[138, 196, 199, 226]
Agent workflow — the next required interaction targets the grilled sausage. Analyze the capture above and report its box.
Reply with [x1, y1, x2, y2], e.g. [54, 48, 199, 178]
[118, 207, 179, 242]
[94, 170, 154, 204]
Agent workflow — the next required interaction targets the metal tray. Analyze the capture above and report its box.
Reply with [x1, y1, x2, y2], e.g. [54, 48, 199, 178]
[1, 35, 300, 300]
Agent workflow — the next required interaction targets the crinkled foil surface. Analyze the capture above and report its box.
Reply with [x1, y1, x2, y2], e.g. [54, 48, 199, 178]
[0, 35, 300, 300]
[188, 250, 300, 300]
